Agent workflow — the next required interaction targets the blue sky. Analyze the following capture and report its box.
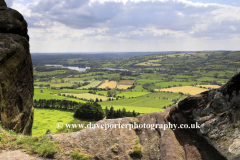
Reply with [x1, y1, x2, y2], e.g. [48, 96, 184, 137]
[5, 0, 240, 53]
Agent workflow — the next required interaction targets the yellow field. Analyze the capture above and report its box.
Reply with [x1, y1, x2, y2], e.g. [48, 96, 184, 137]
[98, 80, 117, 89]
[117, 85, 132, 89]
[196, 85, 221, 89]
[118, 80, 135, 85]
[60, 93, 115, 101]
[156, 86, 209, 95]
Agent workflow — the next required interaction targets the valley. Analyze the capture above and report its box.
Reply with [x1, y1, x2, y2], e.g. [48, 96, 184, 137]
[32, 51, 240, 135]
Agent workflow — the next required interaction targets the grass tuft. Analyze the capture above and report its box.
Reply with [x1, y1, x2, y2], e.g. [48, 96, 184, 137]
[0, 128, 60, 158]
[130, 136, 142, 159]
[71, 151, 91, 160]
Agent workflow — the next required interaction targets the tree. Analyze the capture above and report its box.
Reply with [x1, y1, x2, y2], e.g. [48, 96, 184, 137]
[105, 107, 109, 117]
[107, 89, 117, 97]
[95, 98, 99, 102]
[74, 102, 104, 120]
[122, 108, 126, 117]
[107, 106, 114, 119]
[132, 110, 136, 117]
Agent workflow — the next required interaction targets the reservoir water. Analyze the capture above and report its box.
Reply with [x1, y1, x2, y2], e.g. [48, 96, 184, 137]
[45, 64, 130, 72]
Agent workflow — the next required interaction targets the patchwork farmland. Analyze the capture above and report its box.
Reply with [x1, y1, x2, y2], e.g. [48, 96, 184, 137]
[78, 80, 102, 89]
[117, 80, 135, 89]
[98, 80, 117, 89]
[31, 51, 240, 137]
[99, 92, 185, 113]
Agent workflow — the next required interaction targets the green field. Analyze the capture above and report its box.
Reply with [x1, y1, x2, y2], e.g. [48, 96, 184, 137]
[99, 92, 184, 113]
[33, 108, 95, 136]
[133, 85, 148, 92]
[34, 70, 68, 76]
[33, 108, 75, 136]
[34, 88, 87, 103]
[116, 91, 149, 98]
[61, 93, 115, 101]
[102, 105, 164, 113]
[96, 90, 110, 96]
[34, 78, 102, 89]
[35, 82, 74, 87]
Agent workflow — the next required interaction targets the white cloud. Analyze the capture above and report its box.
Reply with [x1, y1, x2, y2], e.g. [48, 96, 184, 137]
[176, 11, 184, 17]
[8, 0, 240, 52]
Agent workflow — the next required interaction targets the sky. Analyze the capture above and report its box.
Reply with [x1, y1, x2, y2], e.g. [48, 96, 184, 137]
[5, 0, 240, 53]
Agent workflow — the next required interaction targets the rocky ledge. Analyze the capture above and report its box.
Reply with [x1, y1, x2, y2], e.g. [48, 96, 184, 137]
[0, 0, 34, 135]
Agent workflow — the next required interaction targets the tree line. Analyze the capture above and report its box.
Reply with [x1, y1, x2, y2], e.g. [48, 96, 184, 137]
[105, 106, 140, 119]
[33, 99, 140, 121]
[33, 99, 80, 110]
[74, 103, 140, 121]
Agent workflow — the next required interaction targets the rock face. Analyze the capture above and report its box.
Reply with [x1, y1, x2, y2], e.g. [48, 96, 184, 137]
[166, 73, 240, 160]
[0, 0, 34, 135]
[52, 73, 240, 160]
[0, 0, 29, 40]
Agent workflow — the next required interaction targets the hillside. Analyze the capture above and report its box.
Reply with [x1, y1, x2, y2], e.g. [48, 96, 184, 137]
[0, 0, 240, 159]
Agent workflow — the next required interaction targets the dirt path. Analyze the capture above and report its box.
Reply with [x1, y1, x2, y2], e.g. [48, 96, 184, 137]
[0, 150, 46, 160]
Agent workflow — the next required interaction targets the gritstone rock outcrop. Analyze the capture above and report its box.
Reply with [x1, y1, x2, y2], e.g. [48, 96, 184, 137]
[52, 73, 240, 160]
[0, 0, 34, 135]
